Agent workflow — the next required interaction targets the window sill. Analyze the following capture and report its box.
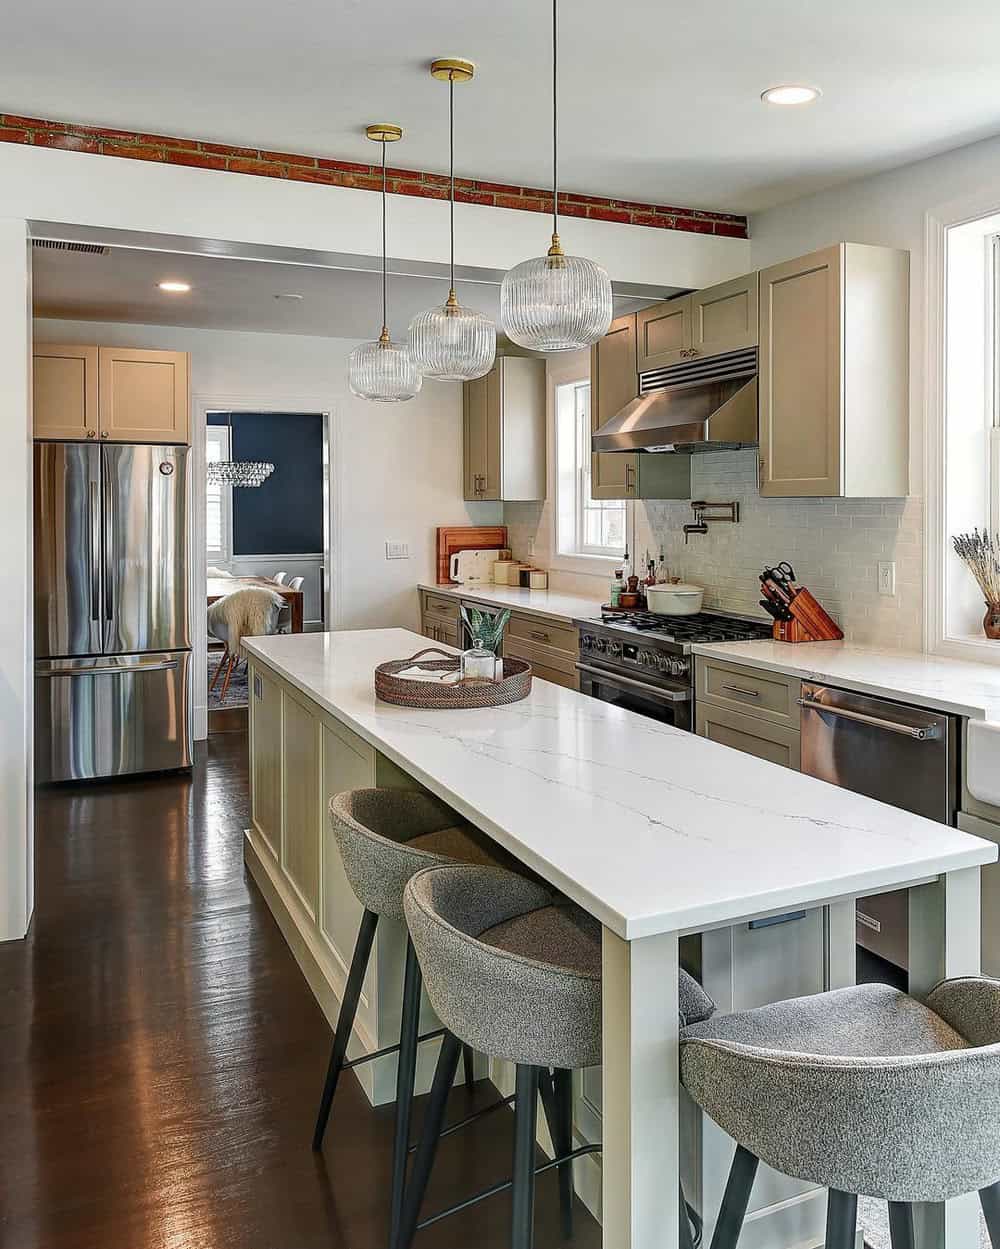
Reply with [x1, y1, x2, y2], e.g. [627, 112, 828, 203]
[933, 636, 1000, 667]
[550, 551, 620, 579]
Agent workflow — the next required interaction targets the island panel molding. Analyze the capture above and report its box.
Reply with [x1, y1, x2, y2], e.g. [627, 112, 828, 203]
[0, 113, 748, 238]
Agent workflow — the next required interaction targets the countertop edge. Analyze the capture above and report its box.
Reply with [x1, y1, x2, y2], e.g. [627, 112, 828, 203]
[417, 582, 601, 627]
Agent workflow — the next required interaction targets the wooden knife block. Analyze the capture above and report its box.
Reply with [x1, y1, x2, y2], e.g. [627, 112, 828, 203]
[772, 587, 844, 643]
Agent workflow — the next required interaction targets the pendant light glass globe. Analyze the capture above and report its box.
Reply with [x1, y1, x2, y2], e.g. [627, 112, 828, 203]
[409, 294, 495, 381]
[408, 60, 496, 382]
[502, 247, 612, 353]
[347, 123, 422, 403]
[348, 330, 422, 402]
[500, 0, 612, 353]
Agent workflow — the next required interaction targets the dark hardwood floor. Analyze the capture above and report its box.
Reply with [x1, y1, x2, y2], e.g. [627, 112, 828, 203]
[0, 732, 600, 1249]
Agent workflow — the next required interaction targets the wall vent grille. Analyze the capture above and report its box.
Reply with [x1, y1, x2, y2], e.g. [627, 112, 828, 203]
[31, 239, 109, 255]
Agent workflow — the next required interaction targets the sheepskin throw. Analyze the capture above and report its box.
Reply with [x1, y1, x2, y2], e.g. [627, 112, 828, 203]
[208, 587, 284, 653]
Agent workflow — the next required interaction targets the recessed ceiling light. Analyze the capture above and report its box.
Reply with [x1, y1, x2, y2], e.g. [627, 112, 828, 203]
[274, 292, 304, 301]
[761, 84, 821, 106]
[158, 280, 191, 293]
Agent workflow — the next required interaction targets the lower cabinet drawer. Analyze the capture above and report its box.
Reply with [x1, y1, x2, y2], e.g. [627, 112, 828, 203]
[503, 633, 577, 678]
[422, 591, 460, 623]
[421, 617, 458, 647]
[507, 613, 578, 656]
[527, 660, 579, 691]
[696, 657, 800, 726]
[696, 701, 801, 770]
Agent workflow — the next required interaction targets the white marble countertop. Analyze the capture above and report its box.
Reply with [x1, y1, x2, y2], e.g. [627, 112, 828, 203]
[244, 629, 995, 941]
[418, 581, 603, 626]
[691, 640, 1000, 722]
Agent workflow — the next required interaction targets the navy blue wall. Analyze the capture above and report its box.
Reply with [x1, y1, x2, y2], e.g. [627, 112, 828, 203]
[208, 412, 323, 555]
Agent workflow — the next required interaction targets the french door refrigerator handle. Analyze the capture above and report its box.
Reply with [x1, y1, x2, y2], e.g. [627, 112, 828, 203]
[89, 479, 101, 622]
[103, 456, 114, 629]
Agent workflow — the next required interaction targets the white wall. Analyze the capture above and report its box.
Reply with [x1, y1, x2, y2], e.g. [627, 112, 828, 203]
[0, 222, 32, 942]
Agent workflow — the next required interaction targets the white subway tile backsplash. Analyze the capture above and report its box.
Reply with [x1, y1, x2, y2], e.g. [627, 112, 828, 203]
[504, 449, 923, 650]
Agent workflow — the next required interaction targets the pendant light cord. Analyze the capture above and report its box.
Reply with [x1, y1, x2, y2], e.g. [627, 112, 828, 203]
[552, 0, 558, 236]
[380, 139, 389, 336]
[449, 75, 456, 297]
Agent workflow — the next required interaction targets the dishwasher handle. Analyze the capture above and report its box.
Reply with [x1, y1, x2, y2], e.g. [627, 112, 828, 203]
[797, 697, 941, 741]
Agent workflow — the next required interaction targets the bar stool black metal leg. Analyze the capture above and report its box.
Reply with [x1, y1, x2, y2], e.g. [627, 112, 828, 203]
[394, 1032, 462, 1249]
[825, 1190, 858, 1249]
[511, 1064, 540, 1249]
[312, 907, 379, 1151]
[888, 1201, 915, 1249]
[462, 1043, 476, 1089]
[538, 1068, 574, 1239]
[981, 1181, 1000, 1248]
[389, 938, 423, 1249]
[709, 1145, 759, 1249]
[679, 1182, 695, 1249]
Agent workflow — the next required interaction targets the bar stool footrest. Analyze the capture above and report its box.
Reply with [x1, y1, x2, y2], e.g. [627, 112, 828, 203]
[342, 1027, 445, 1071]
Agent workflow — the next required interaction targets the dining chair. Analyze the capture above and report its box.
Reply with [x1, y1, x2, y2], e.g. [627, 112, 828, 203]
[274, 571, 288, 585]
[286, 575, 304, 592]
[208, 588, 284, 700]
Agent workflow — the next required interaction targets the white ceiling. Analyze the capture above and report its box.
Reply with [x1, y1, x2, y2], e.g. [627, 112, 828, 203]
[31, 244, 659, 338]
[5, 1, 1000, 213]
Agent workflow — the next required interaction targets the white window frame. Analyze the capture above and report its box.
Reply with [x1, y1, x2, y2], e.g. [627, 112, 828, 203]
[205, 423, 233, 564]
[925, 191, 1000, 665]
[548, 349, 633, 577]
[558, 380, 627, 559]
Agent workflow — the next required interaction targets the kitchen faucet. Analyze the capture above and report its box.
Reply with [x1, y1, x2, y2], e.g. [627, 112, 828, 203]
[683, 500, 740, 543]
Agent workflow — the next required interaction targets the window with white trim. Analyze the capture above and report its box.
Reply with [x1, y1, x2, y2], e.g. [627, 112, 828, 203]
[555, 379, 626, 559]
[205, 425, 232, 562]
[991, 236, 1000, 538]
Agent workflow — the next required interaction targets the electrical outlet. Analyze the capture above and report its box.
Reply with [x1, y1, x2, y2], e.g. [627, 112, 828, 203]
[877, 561, 896, 597]
[527, 535, 535, 557]
[385, 540, 409, 560]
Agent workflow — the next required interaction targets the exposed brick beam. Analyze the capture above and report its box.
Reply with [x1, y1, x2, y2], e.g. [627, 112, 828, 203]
[0, 113, 749, 239]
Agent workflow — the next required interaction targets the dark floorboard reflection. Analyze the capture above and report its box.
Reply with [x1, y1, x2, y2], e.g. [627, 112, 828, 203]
[0, 732, 600, 1249]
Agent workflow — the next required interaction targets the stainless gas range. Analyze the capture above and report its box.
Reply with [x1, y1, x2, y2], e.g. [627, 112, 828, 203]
[572, 610, 773, 731]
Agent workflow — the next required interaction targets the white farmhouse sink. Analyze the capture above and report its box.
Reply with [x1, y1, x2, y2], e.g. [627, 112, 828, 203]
[967, 718, 1000, 808]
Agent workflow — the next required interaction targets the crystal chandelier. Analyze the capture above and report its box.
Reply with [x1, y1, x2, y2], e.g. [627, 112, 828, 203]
[206, 414, 274, 489]
[500, 0, 613, 352]
[408, 59, 496, 382]
[348, 124, 422, 402]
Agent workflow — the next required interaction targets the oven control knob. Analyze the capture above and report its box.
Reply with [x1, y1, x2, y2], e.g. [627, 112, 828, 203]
[607, 641, 622, 658]
[581, 635, 592, 650]
[595, 637, 606, 652]
[638, 649, 655, 667]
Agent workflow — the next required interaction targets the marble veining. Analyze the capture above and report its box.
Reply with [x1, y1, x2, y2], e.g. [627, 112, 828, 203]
[691, 640, 1000, 722]
[244, 629, 995, 940]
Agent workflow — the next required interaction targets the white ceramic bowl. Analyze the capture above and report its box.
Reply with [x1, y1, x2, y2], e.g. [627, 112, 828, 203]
[645, 583, 705, 615]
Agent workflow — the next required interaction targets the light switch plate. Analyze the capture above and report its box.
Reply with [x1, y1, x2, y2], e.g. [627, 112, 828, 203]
[877, 561, 896, 597]
[385, 540, 409, 560]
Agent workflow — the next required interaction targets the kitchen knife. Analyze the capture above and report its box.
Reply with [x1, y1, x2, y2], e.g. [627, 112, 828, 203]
[759, 598, 783, 621]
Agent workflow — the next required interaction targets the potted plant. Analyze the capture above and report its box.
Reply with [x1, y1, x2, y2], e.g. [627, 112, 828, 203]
[952, 530, 1000, 639]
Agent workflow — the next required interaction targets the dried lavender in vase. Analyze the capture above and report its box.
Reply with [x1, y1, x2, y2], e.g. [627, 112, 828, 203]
[952, 529, 1000, 638]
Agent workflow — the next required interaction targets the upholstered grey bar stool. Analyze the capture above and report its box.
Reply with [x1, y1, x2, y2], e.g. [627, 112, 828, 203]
[680, 977, 1000, 1249]
[397, 863, 716, 1249]
[312, 788, 519, 1248]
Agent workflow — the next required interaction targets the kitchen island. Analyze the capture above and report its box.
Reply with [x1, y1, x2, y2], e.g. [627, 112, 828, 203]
[244, 628, 995, 1249]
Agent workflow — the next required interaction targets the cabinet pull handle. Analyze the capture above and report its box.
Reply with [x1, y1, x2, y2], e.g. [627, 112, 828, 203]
[100, 431, 109, 439]
[856, 911, 881, 933]
[530, 630, 550, 642]
[722, 683, 760, 698]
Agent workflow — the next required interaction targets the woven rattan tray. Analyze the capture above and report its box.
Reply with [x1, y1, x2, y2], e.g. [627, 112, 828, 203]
[374, 648, 532, 709]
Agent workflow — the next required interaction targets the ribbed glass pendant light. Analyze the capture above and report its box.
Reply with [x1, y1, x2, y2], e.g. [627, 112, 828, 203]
[347, 124, 422, 403]
[500, 0, 613, 352]
[408, 59, 496, 382]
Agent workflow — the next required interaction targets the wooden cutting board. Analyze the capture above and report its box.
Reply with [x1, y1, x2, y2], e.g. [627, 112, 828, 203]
[436, 526, 508, 584]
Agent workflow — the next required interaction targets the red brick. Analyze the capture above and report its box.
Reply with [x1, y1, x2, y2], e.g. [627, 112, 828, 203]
[556, 201, 588, 219]
[625, 211, 663, 229]
[673, 217, 714, 234]
[226, 157, 286, 177]
[166, 149, 228, 171]
[262, 149, 318, 167]
[202, 141, 259, 158]
[472, 179, 527, 196]
[332, 171, 385, 191]
[33, 131, 99, 154]
[387, 166, 451, 189]
[713, 221, 749, 238]
[494, 193, 539, 212]
[560, 191, 610, 208]
[316, 156, 375, 174]
[286, 165, 341, 185]
[587, 205, 630, 224]
[138, 133, 198, 151]
[391, 180, 449, 200]
[101, 141, 166, 162]
[454, 188, 494, 206]
[0, 127, 29, 143]
[1, 113, 52, 128]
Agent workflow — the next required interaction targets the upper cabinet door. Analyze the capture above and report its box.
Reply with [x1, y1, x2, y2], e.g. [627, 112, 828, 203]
[636, 297, 691, 372]
[463, 373, 487, 499]
[98, 348, 190, 444]
[759, 245, 843, 498]
[591, 314, 638, 500]
[33, 345, 99, 441]
[482, 364, 502, 500]
[690, 272, 758, 357]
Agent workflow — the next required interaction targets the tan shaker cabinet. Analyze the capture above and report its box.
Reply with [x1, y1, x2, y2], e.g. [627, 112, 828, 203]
[98, 347, 190, 443]
[33, 345, 100, 441]
[690, 271, 758, 356]
[636, 298, 691, 372]
[758, 243, 908, 498]
[463, 356, 545, 501]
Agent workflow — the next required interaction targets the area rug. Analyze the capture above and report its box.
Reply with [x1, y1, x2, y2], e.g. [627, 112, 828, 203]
[208, 654, 249, 710]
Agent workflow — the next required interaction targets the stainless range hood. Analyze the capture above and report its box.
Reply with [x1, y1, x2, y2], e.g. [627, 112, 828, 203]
[592, 346, 758, 453]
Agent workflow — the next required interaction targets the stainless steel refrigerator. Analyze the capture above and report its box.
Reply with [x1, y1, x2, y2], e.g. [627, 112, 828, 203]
[34, 442, 193, 782]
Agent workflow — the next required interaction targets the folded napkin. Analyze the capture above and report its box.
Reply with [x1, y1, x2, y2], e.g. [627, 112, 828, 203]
[395, 665, 462, 685]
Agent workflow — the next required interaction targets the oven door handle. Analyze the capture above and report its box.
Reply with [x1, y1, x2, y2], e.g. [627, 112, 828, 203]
[575, 661, 692, 703]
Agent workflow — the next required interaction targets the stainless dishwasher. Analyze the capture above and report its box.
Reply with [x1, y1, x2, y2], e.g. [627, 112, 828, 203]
[799, 682, 958, 971]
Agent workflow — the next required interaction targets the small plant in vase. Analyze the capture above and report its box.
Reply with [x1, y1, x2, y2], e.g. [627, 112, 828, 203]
[952, 529, 1000, 639]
